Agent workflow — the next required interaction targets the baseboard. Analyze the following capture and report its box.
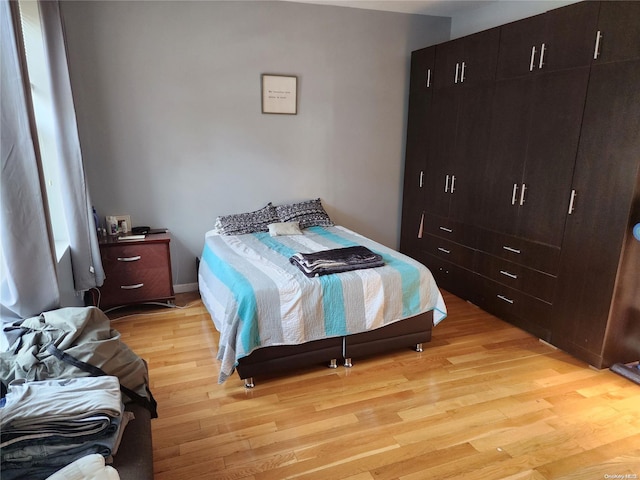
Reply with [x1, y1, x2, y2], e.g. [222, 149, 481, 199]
[174, 282, 199, 293]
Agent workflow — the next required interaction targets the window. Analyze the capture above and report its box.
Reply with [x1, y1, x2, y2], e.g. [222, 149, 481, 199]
[18, 0, 69, 246]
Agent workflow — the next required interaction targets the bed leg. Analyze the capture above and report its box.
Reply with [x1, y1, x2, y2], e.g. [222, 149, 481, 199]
[244, 377, 255, 388]
[328, 359, 338, 369]
[344, 358, 353, 368]
[415, 343, 423, 352]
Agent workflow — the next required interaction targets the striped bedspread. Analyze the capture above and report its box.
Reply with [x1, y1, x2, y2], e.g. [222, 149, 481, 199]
[198, 225, 447, 383]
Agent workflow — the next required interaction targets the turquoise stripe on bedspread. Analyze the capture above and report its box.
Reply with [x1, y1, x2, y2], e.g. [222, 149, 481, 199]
[307, 226, 422, 318]
[201, 245, 259, 355]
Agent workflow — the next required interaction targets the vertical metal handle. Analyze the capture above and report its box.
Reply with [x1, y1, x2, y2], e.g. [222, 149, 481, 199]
[530, 46, 537, 72]
[455, 62, 460, 84]
[426, 68, 431, 88]
[445, 174, 450, 193]
[593, 31, 602, 60]
[460, 62, 466, 83]
[417, 211, 424, 239]
[511, 183, 519, 205]
[450, 175, 456, 193]
[568, 189, 577, 214]
[419, 170, 424, 188]
[539, 43, 546, 69]
[519, 183, 527, 206]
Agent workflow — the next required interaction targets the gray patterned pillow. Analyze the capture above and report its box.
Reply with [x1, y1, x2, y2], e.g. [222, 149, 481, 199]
[215, 203, 279, 235]
[275, 198, 334, 229]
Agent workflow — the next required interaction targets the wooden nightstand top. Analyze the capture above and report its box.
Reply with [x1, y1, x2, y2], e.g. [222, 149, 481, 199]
[99, 232, 171, 247]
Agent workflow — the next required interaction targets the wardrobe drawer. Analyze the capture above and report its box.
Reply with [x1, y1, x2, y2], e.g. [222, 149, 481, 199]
[422, 213, 478, 248]
[420, 234, 475, 270]
[419, 253, 480, 304]
[475, 251, 556, 303]
[477, 229, 560, 275]
[479, 278, 552, 339]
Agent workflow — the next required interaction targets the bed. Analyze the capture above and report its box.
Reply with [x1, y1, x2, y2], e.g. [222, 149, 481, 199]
[197, 200, 447, 387]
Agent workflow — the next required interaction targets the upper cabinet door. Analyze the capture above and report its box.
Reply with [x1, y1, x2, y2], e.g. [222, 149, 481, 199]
[497, 1, 600, 79]
[594, 1, 640, 63]
[434, 28, 500, 89]
[410, 46, 436, 94]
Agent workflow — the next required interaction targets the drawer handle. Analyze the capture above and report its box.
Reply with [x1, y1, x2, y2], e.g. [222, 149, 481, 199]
[117, 256, 141, 262]
[500, 270, 518, 279]
[497, 294, 514, 304]
[437, 247, 451, 254]
[121, 283, 144, 290]
[439, 226, 453, 233]
[503, 246, 521, 254]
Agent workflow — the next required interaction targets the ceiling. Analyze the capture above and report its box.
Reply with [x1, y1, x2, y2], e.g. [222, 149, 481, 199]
[279, 0, 499, 17]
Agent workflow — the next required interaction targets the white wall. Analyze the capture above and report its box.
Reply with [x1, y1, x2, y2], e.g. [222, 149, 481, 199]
[450, 0, 582, 38]
[60, 0, 450, 289]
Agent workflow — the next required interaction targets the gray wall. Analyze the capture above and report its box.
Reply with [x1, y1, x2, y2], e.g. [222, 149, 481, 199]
[61, 0, 450, 290]
[451, 0, 582, 38]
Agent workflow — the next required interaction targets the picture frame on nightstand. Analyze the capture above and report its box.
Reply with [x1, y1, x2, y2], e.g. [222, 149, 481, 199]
[106, 214, 131, 235]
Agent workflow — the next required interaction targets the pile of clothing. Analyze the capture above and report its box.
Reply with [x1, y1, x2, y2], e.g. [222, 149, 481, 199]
[0, 376, 132, 479]
[289, 245, 385, 277]
[0, 306, 157, 479]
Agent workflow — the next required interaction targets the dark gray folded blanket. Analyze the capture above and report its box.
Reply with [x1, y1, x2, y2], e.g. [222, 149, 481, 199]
[289, 246, 384, 277]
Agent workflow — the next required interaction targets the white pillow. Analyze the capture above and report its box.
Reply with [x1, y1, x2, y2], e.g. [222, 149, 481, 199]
[268, 221, 303, 236]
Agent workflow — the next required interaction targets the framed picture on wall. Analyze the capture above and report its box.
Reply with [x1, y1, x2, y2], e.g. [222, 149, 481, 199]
[261, 74, 297, 115]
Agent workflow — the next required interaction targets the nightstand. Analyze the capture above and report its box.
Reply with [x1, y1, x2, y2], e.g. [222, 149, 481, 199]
[98, 233, 175, 309]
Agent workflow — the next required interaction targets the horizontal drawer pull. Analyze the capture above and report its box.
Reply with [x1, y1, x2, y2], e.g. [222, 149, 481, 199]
[120, 283, 144, 290]
[503, 246, 521, 254]
[497, 294, 514, 304]
[439, 226, 453, 233]
[499, 270, 518, 279]
[117, 255, 141, 262]
[437, 247, 451, 254]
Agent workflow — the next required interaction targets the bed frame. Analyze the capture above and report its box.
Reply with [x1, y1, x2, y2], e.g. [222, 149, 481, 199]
[236, 310, 433, 387]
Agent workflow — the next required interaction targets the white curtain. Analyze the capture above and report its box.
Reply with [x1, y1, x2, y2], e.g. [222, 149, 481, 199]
[0, 0, 104, 327]
[38, 0, 105, 291]
[0, 0, 60, 321]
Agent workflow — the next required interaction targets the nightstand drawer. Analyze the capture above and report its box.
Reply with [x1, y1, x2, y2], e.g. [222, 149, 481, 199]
[102, 243, 169, 275]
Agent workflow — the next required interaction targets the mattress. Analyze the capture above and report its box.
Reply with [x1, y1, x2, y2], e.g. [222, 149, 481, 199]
[198, 225, 447, 382]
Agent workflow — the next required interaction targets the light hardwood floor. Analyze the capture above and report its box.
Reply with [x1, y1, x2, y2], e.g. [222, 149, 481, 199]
[109, 291, 640, 480]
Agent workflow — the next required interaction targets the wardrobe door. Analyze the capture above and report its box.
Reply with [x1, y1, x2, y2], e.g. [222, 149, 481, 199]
[448, 83, 494, 224]
[409, 46, 436, 93]
[400, 49, 435, 257]
[400, 91, 431, 256]
[496, 13, 547, 79]
[478, 76, 532, 235]
[516, 67, 590, 247]
[422, 88, 458, 218]
[540, 1, 600, 72]
[496, 1, 599, 79]
[594, 1, 640, 64]
[552, 60, 640, 366]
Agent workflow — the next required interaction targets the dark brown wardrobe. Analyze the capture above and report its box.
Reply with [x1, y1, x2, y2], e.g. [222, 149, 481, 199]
[400, 1, 640, 369]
